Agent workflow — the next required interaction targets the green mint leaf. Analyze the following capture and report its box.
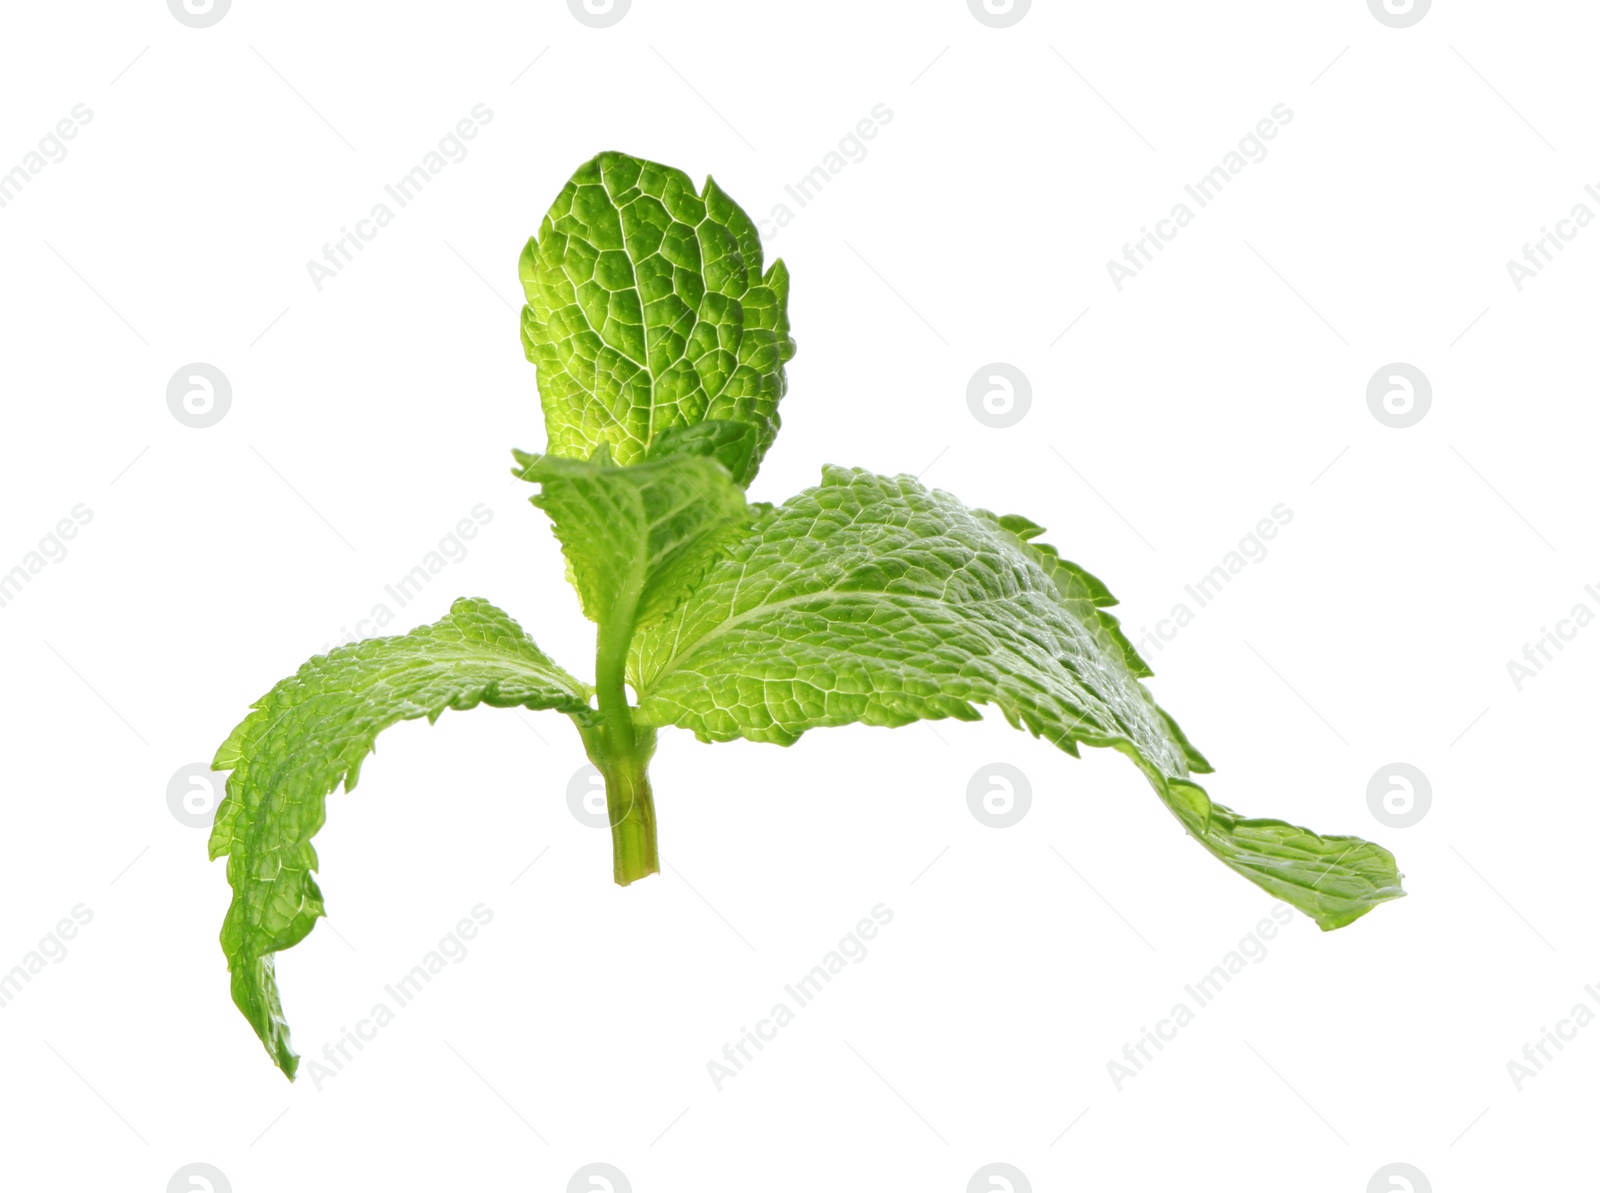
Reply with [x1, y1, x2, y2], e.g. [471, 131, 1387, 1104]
[645, 418, 763, 487]
[520, 151, 796, 485]
[631, 467, 1403, 929]
[209, 598, 592, 1079]
[1158, 783, 1404, 931]
[511, 441, 752, 634]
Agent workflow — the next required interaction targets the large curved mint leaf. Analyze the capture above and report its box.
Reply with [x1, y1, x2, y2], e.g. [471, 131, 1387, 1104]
[519, 151, 796, 485]
[209, 598, 592, 1079]
[631, 467, 1404, 930]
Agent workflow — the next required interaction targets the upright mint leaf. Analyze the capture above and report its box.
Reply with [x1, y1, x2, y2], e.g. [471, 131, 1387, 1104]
[631, 467, 1403, 930]
[511, 439, 752, 634]
[209, 598, 592, 1078]
[520, 151, 796, 485]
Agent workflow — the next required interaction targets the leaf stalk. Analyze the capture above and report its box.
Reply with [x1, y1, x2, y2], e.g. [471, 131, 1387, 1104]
[582, 609, 659, 885]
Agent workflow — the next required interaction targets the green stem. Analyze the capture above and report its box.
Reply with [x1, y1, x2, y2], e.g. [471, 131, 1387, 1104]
[582, 608, 659, 885]
[591, 728, 658, 885]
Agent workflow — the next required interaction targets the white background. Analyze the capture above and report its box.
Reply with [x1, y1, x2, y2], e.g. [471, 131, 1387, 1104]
[1, 2, 1595, 1190]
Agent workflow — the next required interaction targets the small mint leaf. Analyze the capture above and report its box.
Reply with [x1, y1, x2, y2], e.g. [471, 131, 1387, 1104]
[513, 443, 751, 634]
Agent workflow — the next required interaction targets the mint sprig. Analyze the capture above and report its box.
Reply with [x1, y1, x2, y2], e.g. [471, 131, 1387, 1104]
[210, 151, 1404, 1080]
